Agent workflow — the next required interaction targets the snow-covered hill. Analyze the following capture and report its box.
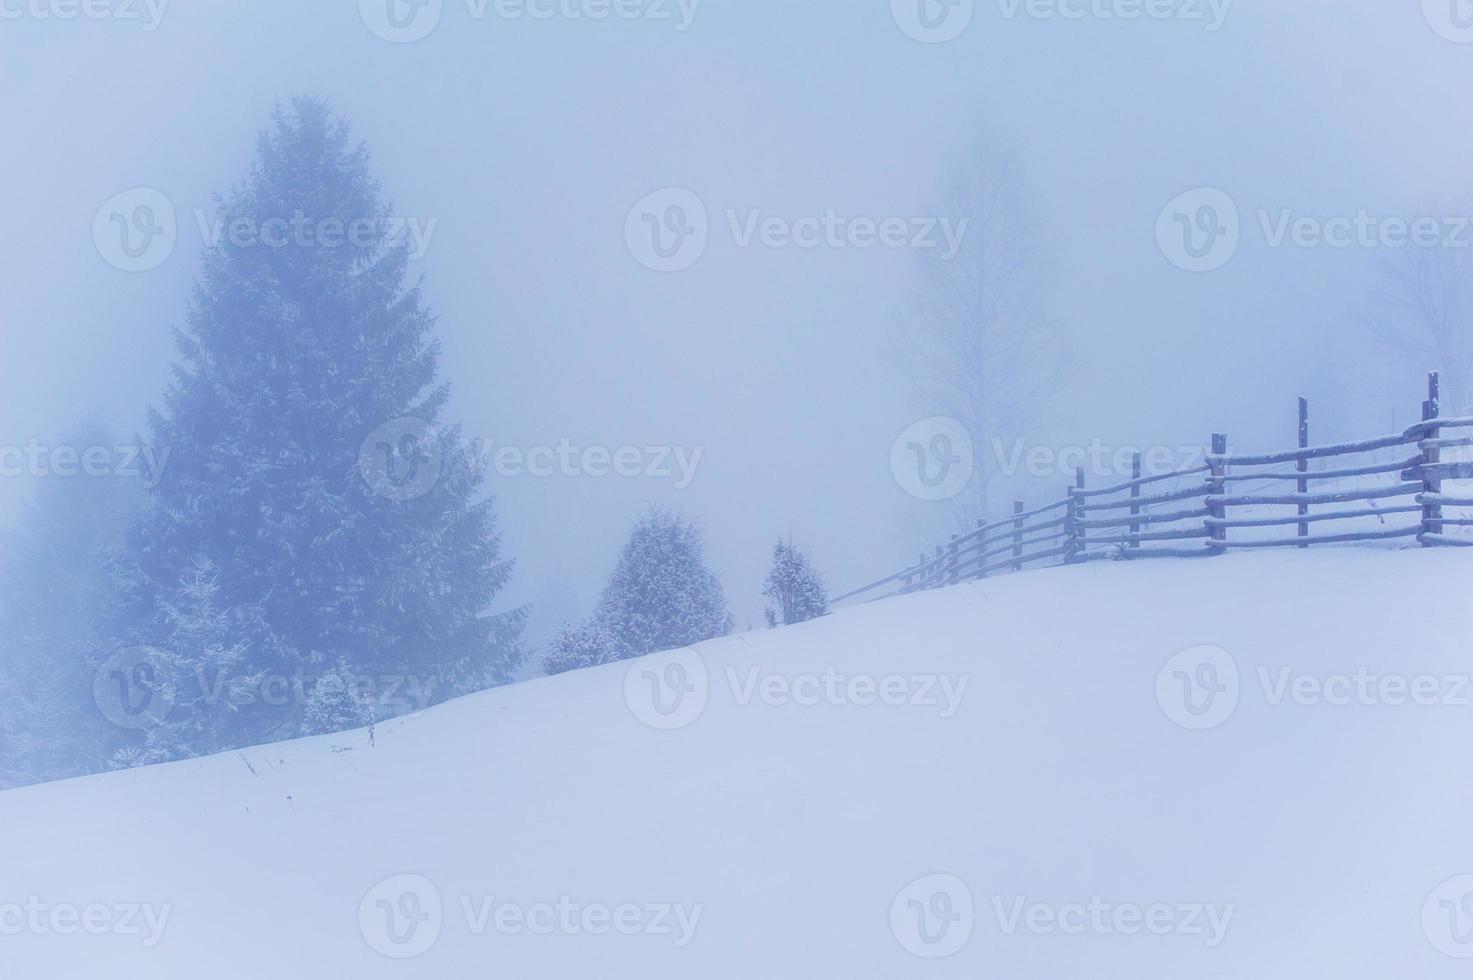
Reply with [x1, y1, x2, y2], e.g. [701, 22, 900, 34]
[3, 549, 1473, 978]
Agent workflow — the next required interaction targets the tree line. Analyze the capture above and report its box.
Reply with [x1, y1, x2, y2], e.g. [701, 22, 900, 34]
[0, 99, 827, 791]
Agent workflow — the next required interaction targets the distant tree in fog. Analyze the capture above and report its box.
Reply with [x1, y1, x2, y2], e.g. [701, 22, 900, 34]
[0, 419, 143, 788]
[1363, 229, 1473, 416]
[898, 123, 1065, 530]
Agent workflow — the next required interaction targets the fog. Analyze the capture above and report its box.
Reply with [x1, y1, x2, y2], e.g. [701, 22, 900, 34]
[4, 0, 1471, 651]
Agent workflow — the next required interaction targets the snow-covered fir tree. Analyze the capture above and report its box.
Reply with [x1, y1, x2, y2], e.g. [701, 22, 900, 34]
[134, 560, 258, 764]
[762, 535, 829, 628]
[542, 620, 621, 676]
[117, 98, 524, 754]
[544, 507, 732, 675]
[301, 661, 375, 737]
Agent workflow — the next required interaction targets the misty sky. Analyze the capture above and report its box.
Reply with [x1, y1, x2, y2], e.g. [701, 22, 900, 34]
[4, 0, 1471, 662]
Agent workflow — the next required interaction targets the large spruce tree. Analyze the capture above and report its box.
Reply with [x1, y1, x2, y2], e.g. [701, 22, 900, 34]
[120, 98, 523, 752]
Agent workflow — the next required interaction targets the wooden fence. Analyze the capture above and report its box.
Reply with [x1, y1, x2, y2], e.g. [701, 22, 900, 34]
[835, 372, 1473, 606]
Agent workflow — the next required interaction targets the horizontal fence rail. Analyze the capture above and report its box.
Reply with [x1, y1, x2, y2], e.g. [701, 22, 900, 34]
[834, 372, 1473, 607]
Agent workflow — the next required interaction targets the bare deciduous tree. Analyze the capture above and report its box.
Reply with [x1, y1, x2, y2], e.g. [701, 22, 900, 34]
[898, 125, 1065, 531]
[1362, 226, 1473, 417]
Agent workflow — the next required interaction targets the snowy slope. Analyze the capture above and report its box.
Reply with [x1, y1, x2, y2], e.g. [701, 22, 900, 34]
[3, 549, 1473, 978]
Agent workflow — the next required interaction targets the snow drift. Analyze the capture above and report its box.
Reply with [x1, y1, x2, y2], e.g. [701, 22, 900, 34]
[3, 548, 1473, 978]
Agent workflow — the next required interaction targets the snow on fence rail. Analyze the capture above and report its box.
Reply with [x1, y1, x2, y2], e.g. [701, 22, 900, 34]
[834, 372, 1473, 606]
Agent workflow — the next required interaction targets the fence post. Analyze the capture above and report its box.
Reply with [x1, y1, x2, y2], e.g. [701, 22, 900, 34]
[1066, 468, 1086, 562]
[947, 534, 960, 586]
[1422, 371, 1443, 544]
[1064, 486, 1077, 562]
[975, 519, 988, 579]
[1012, 500, 1024, 572]
[1129, 451, 1142, 551]
[1297, 397, 1309, 548]
[933, 546, 943, 587]
[1207, 433, 1228, 555]
[1077, 468, 1087, 558]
